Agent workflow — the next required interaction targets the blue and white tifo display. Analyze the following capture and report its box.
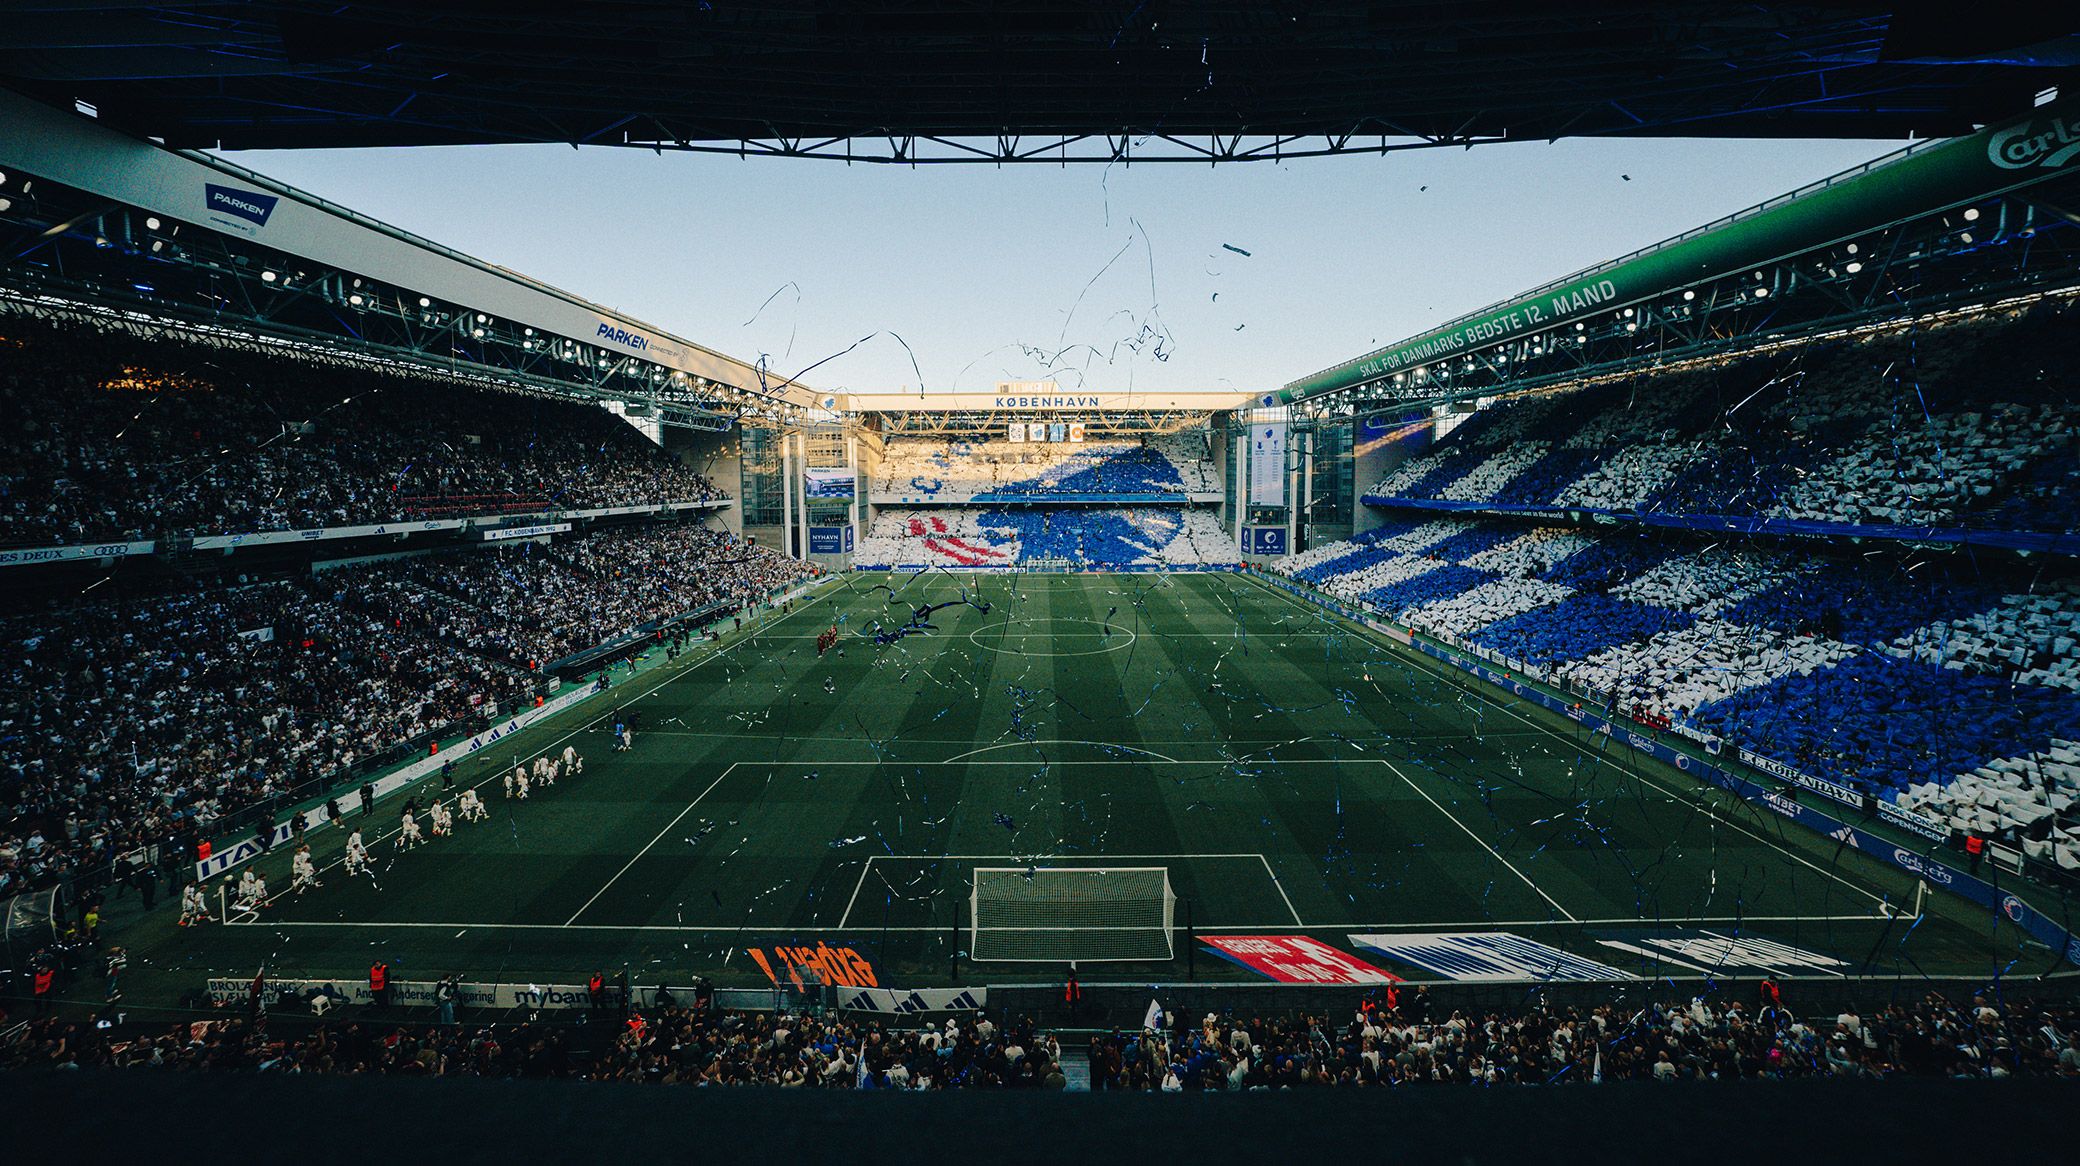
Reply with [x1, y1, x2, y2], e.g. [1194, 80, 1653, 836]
[804, 467, 856, 499]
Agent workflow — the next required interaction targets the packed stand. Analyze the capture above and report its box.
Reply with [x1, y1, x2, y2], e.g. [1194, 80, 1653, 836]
[0, 1007, 1072, 1088]
[6, 991, 2076, 1085]
[854, 507, 1237, 568]
[1086, 990, 2080, 1087]
[0, 579, 534, 898]
[348, 525, 813, 669]
[1358, 299, 2080, 539]
[1276, 517, 2080, 868]
[0, 526, 812, 897]
[873, 432, 1219, 498]
[0, 323, 725, 547]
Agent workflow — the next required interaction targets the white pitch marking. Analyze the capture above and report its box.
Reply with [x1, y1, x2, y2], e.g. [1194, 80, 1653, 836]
[1382, 758, 1580, 923]
[563, 763, 740, 926]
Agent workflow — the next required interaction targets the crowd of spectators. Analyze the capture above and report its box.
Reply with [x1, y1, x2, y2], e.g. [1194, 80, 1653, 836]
[874, 433, 1218, 497]
[1360, 300, 2080, 536]
[0, 324, 726, 547]
[5, 991, 2075, 1086]
[347, 525, 812, 670]
[0, 526, 813, 898]
[0, 1006, 1069, 1087]
[1088, 990, 2080, 1088]
[1276, 515, 2080, 868]
[855, 507, 1236, 568]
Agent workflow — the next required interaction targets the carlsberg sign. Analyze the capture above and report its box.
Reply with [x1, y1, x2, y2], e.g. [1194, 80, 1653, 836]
[1989, 111, 2080, 172]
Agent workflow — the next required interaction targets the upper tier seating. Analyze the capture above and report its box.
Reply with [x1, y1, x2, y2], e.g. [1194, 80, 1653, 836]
[0, 324, 724, 547]
[855, 507, 1237, 568]
[874, 432, 1219, 497]
[1360, 299, 2080, 540]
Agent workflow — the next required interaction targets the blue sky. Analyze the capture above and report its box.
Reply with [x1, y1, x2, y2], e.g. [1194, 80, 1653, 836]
[227, 135, 1905, 396]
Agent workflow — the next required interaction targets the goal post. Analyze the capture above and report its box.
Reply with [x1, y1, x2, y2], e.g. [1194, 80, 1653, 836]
[969, 866, 1176, 962]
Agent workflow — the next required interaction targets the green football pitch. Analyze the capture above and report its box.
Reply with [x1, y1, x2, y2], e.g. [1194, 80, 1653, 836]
[131, 570, 2048, 998]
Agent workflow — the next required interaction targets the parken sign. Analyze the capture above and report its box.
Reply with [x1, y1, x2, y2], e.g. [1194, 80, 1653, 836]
[596, 321, 651, 352]
[203, 183, 280, 233]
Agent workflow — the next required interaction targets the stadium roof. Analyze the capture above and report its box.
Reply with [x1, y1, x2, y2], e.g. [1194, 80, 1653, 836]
[4, 3, 2076, 163]
[0, 88, 815, 419]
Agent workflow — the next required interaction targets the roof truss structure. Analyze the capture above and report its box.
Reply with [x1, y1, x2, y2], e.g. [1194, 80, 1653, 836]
[2, 3, 2073, 162]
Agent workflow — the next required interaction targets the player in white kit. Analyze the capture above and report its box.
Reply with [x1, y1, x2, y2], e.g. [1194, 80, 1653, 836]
[344, 829, 370, 874]
[458, 788, 487, 821]
[233, 870, 260, 915]
[229, 874, 257, 918]
[397, 808, 424, 850]
[180, 882, 214, 926]
[291, 845, 322, 895]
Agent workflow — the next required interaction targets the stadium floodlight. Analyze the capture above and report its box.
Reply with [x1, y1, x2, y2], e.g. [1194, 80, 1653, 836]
[1964, 208, 1981, 221]
[1846, 262, 1863, 273]
[144, 216, 160, 230]
[418, 296, 431, 307]
[1682, 289, 1696, 300]
[348, 294, 363, 306]
[0, 198, 11, 213]
[1754, 287, 1769, 298]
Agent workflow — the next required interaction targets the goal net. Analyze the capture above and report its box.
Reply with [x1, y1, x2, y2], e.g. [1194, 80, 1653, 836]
[969, 866, 1175, 962]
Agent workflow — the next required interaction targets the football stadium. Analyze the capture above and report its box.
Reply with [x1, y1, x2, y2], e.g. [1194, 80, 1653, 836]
[3, 3, 2079, 1155]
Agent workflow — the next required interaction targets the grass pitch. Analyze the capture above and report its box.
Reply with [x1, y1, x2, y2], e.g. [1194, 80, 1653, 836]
[127, 571, 2049, 1000]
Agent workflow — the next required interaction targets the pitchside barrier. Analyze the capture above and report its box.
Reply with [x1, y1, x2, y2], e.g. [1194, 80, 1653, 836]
[206, 975, 986, 1015]
[1253, 572, 2080, 967]
[191, 574, 840, 885]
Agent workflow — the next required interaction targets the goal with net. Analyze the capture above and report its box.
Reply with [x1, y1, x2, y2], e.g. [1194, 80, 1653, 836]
[969, 866, 1175, 962]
